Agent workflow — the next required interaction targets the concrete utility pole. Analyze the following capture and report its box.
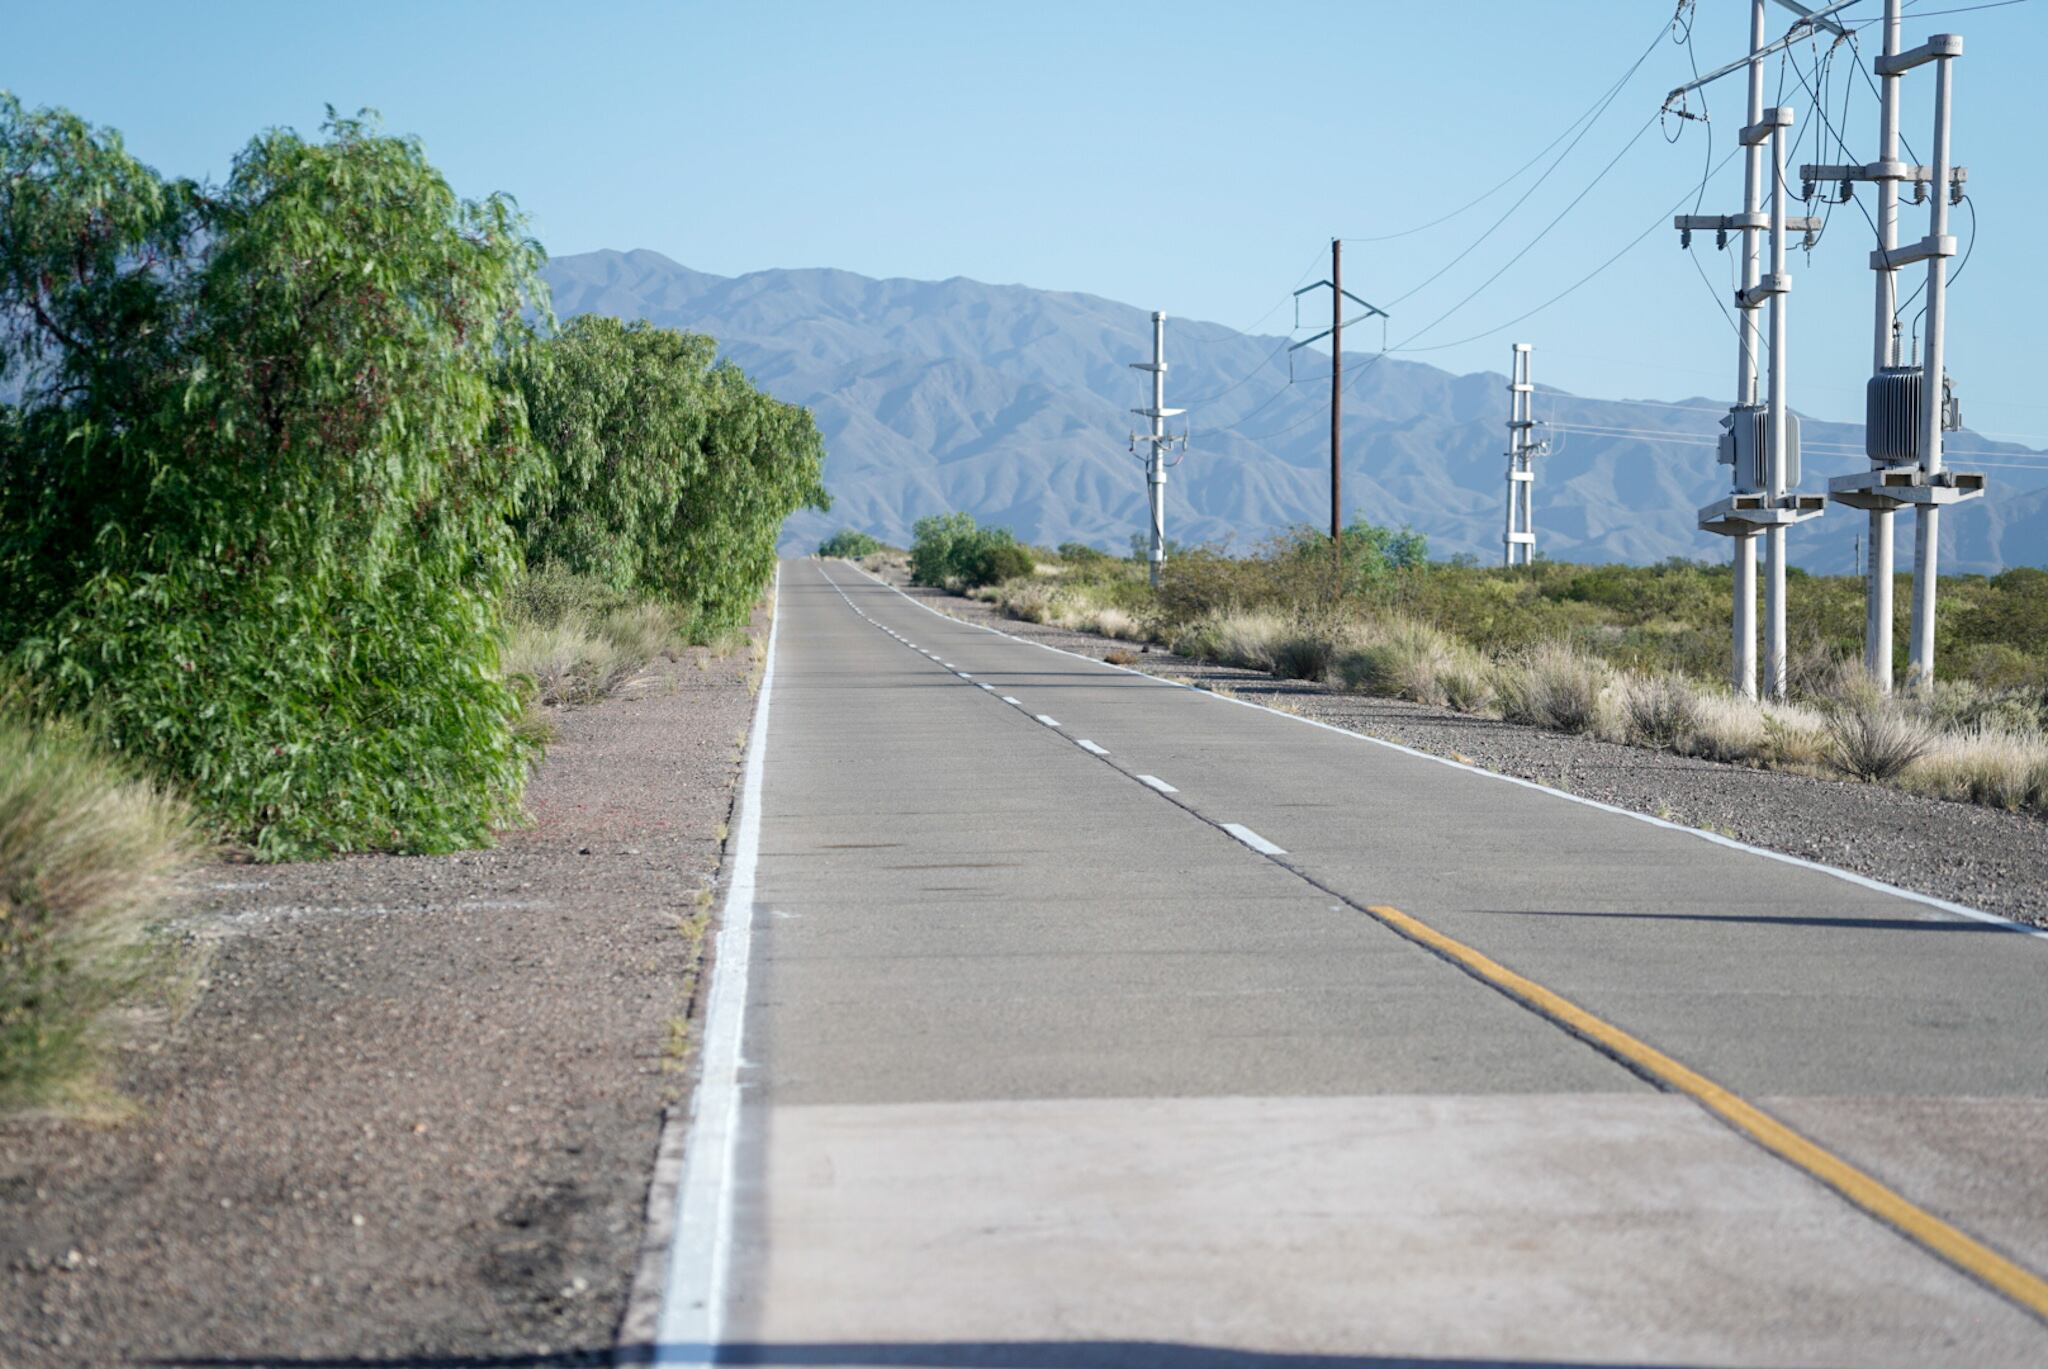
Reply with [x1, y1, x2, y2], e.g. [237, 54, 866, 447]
[1128, 311, 1186, 590]
[1290, 247, 1387, 589]
[1817, 0, 1983, 692]
[1673, 0, 1830, 700]
[1502, 343, 1545, 567]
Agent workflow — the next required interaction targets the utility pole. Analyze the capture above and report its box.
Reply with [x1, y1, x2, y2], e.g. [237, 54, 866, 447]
[1502, 343, 1546, 566]
[1128, 311, 1186, 590]
[1330, 237, 1343, 579]
[1291, 246, 1386, 591]
[1671, 0, 1830, 700]
[1817, 0, 1983, 692]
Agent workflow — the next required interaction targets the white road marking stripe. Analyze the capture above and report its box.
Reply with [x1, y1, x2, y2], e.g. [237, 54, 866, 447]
[1222, 822, 1287, 856]
[1137, 774, 1178, 794]
[1001, 696, 1023, 706]
[1076, 740, 1109, 756]
[654, 566, 783, 1349]
[840, 560, 2048, 944]
[1035, 714, 1061, 729]
[958, 672, 973, 679]
[979, 683, 995, 692]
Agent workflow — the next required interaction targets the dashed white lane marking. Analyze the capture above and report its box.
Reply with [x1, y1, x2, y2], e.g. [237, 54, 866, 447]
[1076, 740, 1109, 756]
[1136, 775, 1178, 794]
[1001, 696, 1024, 706]
[958, 672, 973, 678]
[979, 684, 996, 692]
[1221, 822, 1287, 856]
[1035, 715, 1062, 729]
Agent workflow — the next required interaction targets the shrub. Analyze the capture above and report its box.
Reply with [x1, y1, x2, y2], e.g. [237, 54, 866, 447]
[2, 703, 196, 1110]
[818, 529, 884, 559]
[1823, 697, 1934, 782]
[965, 540, 1036, 589]
[1498, 642, 1608, 734]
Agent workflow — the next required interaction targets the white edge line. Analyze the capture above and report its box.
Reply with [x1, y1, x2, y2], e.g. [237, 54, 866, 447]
[840, 560, 2048, 944]
[1076, 739, 1109, 756]
[646, 566, 783, 1356]
[1137, 774, 1178, 793]
[1222, 821, 1288, 856]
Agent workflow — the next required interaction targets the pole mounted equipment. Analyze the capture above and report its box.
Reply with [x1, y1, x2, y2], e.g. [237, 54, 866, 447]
[1128, 311, 1187, 590]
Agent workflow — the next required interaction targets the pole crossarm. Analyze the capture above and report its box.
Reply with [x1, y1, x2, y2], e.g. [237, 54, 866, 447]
[1879, 33, 1963, 75]
[1676, 213, 1824, 233]
[1666, 1, 1856, 102]
[1800, 161, 1967, 187]
[1289, 312, 1388, 351]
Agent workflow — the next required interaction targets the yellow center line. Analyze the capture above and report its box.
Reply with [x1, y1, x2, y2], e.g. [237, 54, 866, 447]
[1364, 902, 2048, 1324]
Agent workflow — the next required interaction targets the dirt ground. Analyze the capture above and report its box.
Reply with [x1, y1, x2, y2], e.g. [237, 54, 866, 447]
[0, 613, 762, 1366]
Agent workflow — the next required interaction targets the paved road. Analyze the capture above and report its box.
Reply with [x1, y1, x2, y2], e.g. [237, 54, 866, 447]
[655, 556, 2048, 1367]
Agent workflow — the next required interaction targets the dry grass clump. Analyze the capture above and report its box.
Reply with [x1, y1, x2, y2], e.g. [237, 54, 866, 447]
[502, 570, 692, 708]
[1208, 609, 1291, 674]
[1618, 673, 1704, 752]
[1498, 642, 1608, 734]
[2, 706, 199, 1112]
[1335, 618, 1490, 710]
[1902, 725, 2048, 811]
[1271, 622, 1348, 682]
[1822, 694, 1935, 782]
[1073, 605, 1145, 642]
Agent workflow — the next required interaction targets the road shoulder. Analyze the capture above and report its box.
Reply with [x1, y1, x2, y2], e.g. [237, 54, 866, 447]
[0, 612, 763, 1365]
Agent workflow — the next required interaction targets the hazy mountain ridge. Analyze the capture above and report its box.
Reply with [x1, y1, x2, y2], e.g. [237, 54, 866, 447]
[543, 248, 2048, 572]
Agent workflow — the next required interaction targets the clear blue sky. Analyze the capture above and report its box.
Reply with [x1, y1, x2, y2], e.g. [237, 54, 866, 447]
[10, 0, 2045, 442]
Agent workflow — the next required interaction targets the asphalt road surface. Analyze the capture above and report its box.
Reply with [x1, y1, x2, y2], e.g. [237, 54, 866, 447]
[644, 556, 2048, 1368]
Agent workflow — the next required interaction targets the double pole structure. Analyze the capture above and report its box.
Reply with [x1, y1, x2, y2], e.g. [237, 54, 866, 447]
[1676, 0, 1830, 700]
[1502, 344, 1544, 567]
[1129, 311, 1186, 590]
[1818, 0, 1983, 691]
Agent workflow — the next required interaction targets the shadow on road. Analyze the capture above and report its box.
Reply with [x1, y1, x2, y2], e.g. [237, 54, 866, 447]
[157, 1340, 1727, 1368]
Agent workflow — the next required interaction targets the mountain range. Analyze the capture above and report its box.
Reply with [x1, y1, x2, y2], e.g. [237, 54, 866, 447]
[541, 249, 2048, 573]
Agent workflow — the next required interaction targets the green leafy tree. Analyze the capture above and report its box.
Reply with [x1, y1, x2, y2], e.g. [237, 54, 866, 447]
[515, 317, 827, 634]
[1, 100, 544, 858]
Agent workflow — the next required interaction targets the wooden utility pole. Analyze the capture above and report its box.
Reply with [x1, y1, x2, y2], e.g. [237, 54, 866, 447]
[1289, 248, 1385, 595]
[1330, 237, 1343, 583]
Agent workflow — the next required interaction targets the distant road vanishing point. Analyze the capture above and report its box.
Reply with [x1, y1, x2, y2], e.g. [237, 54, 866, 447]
[635, 556, 2048, 1367]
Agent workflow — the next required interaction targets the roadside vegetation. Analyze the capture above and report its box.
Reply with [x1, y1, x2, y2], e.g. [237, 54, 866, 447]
[1, 695, 197, 1111]
[0, 97, 826, 1103]
[891, 514, 2048, 819]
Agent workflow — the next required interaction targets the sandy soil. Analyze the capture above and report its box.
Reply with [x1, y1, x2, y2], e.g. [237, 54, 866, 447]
[0, 613, 762, 1366]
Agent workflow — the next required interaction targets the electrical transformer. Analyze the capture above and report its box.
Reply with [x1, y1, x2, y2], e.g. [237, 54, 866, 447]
[1864, 366, 1964, 466]
[1718, 404, 1800, 493]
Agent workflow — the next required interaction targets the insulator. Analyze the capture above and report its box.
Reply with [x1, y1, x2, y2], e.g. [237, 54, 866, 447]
[1680, 227, 1692, 249]
[1715, 228, 1728, 250]
[1803, 229, 1817, 251]
[1912, 180, 1928, 204]
[1801, 177, 1816, 201]
[1839, 178, 1854, 203]
[1950, 179, 1964, 207]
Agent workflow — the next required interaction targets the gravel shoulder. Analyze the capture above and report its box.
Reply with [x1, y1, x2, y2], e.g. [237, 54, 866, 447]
[0, 611, 763, 1365]
[869, 565, 2048, 931]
